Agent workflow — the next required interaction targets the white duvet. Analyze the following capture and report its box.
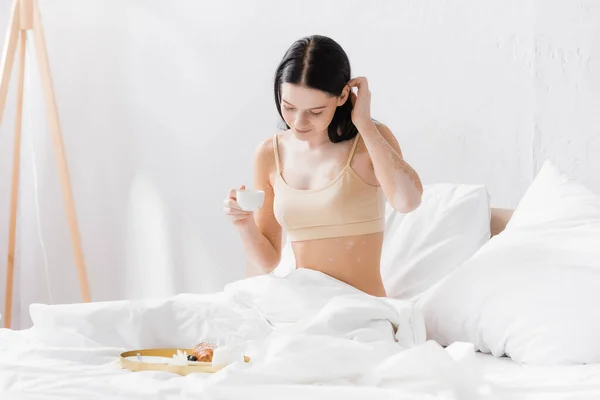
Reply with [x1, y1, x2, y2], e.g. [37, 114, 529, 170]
[0, 269, 495, 399]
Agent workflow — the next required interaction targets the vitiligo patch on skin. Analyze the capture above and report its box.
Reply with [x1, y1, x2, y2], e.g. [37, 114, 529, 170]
[381, 132, 423, 193]
[358, 125, 422, 211]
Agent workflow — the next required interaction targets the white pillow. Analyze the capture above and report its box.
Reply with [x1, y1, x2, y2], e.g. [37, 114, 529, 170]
[420, 161, 600, 365]
[274, 184, 492, 301]
[272, 234, 296, 277]
[381, 184, 491, 300]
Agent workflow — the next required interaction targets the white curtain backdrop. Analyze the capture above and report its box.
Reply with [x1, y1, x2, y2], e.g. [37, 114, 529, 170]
[0, 0, 599, 329]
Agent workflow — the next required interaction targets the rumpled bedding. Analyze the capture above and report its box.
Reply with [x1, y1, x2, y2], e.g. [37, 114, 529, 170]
[0, 269, 497, 399]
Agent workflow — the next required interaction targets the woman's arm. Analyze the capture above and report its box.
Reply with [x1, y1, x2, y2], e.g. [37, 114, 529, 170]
[358, 121, 423, 213]
[347, 77, 423, 213]
[223, 138, 282, 276]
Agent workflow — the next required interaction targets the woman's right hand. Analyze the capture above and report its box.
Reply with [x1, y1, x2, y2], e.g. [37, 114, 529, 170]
[223, 185, 255, 229]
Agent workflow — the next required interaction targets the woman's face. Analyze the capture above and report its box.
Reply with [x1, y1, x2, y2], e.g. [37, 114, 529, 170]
[280, 83, 349, 141]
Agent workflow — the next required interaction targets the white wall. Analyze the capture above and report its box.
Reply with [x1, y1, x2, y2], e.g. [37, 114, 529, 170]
[0, 0, 598, 328]
[534, 1, 600, 183]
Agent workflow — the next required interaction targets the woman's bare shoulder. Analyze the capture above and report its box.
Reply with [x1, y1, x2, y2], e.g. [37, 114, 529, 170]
[253, 130, 288, 170]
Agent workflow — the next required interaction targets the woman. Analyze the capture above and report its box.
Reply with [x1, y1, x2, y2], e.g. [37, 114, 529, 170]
[223, 35, 423, 297]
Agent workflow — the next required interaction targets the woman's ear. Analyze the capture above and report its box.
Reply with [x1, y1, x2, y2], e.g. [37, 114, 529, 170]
[337, 85, 350, 106]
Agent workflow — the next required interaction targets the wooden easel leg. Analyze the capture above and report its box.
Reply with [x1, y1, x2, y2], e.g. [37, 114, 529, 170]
[4, 30, 26, 329]
[0, 0, 19, 126]
[31, 0, 91, 303]
[2, 0, 21, 329]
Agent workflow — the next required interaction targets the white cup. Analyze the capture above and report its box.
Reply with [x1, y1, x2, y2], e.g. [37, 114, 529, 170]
[236, 189, 264, 211]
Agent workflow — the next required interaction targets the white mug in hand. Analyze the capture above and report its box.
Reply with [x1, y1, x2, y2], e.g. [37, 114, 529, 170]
[236, 189, 264, 211]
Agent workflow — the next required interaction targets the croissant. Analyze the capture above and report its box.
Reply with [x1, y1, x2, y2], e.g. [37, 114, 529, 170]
[192, 342, 217, 362]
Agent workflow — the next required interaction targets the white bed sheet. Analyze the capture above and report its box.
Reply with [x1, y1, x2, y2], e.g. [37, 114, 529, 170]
[3, 330, 600, 400]
[1, 270, 599, 399]
[477, 352, 600, 399]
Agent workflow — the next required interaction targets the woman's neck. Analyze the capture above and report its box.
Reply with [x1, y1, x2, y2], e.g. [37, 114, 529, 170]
[302, 130, 330, 150]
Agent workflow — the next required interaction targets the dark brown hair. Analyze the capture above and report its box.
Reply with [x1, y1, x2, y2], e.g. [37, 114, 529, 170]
[274, 35, 357, 143]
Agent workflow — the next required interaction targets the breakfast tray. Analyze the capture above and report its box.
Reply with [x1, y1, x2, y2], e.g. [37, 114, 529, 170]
[120, 348, 250, 376]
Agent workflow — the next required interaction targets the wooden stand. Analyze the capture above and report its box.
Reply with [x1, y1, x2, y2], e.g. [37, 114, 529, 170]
[1, 0, 91, 328]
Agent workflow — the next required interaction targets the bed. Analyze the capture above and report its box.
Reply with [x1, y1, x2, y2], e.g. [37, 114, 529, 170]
[1, 340, 600, 400]
[2, 206, 600, 400]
